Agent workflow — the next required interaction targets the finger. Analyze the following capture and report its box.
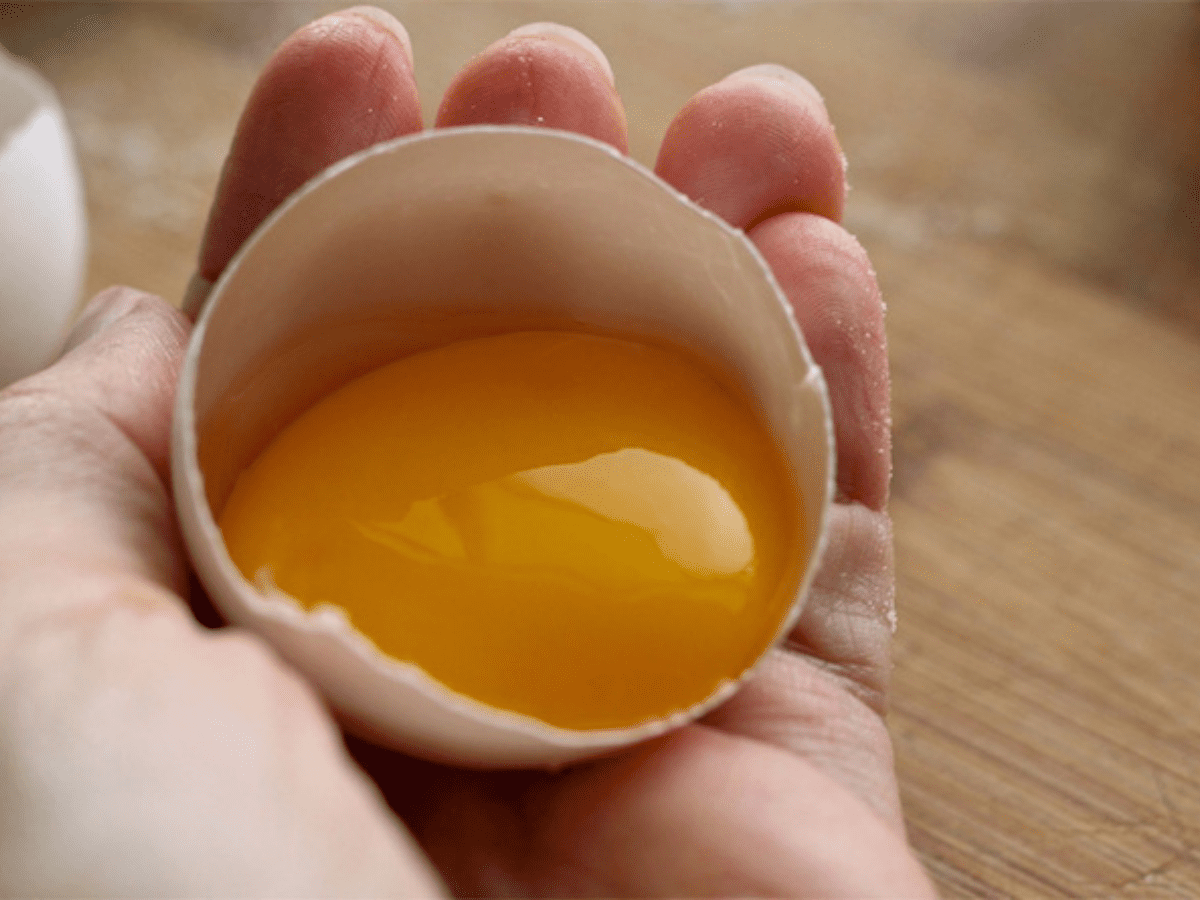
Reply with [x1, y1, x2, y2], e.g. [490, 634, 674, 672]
[193, 6, 423, 310]
[785, 502, 896, 709]
[751, 211, 891, 509]
[655, 64, 845, 229]
[436, 23, 628, 152]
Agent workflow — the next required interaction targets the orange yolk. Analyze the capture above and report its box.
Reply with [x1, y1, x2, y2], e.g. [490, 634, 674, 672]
[219, 330, 801, 730]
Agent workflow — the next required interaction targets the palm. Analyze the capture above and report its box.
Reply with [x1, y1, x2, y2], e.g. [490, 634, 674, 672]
[348, 502, 909, 896]
[0, 9, 933, 897]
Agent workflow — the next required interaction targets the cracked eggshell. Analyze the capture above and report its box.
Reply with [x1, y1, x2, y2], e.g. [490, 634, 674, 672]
[172, 126, 834, 769]
[0, 47, 87, 388]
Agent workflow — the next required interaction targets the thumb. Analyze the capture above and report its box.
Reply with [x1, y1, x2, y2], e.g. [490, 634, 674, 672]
[0, 286, 447, 897]
[0, 286, 191, 636]
[53, 285, 191, 480]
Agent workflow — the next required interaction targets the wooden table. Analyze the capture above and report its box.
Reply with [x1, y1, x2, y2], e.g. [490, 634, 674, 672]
[4, 3, 1198, 896]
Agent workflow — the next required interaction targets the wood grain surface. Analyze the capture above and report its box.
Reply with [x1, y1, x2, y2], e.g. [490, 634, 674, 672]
[2, 3, 1197, 897]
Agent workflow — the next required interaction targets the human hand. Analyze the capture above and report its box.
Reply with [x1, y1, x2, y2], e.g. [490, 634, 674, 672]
[0, 8, 935, 897]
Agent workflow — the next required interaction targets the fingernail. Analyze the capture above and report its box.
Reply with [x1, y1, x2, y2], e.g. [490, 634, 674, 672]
[505, 22, 614, 85]
[724, 63, 826, 109]
[60, 287, 142, 354]
[343, 5, 414, 65]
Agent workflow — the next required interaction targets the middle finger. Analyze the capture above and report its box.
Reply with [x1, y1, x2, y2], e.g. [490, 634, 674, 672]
[194, 6, 424, 306]
[436, 23, 628, 152]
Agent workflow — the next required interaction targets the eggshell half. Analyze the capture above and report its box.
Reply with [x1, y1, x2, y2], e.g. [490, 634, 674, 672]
[0, 47, 87, 388]
[173, 126, 834, 769]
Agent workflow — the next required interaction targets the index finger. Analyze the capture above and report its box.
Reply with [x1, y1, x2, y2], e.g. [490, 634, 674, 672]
[189, 6, 423, 317]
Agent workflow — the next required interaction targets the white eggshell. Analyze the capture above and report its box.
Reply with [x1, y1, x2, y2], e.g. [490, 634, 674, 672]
[0, 47, 87, 388]
[173, 126, 834, 769]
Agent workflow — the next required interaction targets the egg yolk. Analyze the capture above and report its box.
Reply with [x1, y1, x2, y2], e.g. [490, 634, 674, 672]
[219, 330, 801, 730]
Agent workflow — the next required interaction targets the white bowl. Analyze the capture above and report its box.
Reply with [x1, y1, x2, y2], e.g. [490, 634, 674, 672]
[0, 47, 86, 388]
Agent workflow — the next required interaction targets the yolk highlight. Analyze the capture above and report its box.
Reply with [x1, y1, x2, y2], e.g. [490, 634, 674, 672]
[219, 331, 801, 730]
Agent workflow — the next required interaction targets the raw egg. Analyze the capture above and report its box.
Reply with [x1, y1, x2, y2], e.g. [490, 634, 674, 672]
[173, 126, 833, 767]
[218, 330, 801, 732]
